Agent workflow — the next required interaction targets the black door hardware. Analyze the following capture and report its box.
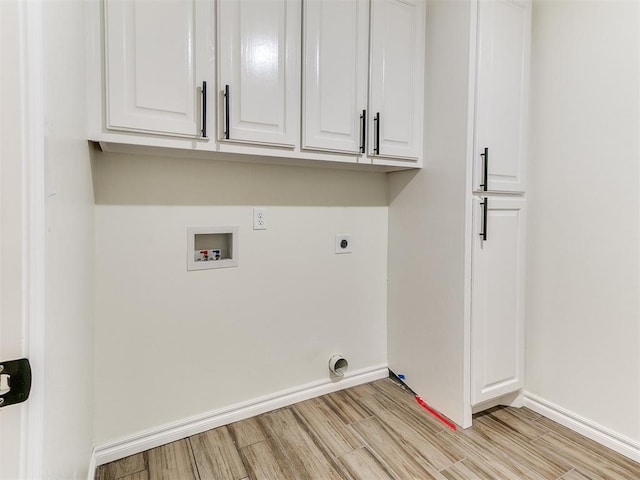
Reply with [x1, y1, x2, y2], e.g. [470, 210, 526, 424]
[373, 112, 380, 155]
[480, 147, 489, 191]
[0, 358, 31, 409]
[479, 198, 488, 241]
[201, 81, 208, 138]
[359, 109, 366, 153]
[224, 84, 230, 140]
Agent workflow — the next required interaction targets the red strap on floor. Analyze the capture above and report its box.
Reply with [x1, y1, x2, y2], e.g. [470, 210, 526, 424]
[414, 395, 457, 430]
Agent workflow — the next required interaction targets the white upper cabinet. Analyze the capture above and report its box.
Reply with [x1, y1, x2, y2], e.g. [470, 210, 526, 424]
[94, 0, 423, 170]
[104, 0, 213, 138]
[218, 0, 300, 147]
[471, 197, 526, 406]
[474, 0, 531, 193]
[302, 0, 425, 164]
[369, 0, 425, 162]
[302, 0, 369, 156]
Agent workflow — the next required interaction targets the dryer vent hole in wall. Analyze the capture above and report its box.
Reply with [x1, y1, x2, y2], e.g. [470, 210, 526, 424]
[329, 355, 348, 376]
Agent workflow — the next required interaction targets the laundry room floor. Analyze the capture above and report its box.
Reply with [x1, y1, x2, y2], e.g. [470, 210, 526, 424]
[96, 377, 640, 480]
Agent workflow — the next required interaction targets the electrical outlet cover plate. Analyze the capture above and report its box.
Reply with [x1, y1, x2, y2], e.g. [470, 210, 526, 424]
[335, 234, 352, 254]
[253, 207, 267, 230]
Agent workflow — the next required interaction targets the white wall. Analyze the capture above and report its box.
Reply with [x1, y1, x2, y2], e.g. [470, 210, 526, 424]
[527, 0, 640, 443]
[93, 153, 388, 444]
[387, 0, 473, 428]
[40, 1, 96, 478]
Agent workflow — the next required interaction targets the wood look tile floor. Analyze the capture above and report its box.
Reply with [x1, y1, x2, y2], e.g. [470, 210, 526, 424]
[96, 378, 640, 480]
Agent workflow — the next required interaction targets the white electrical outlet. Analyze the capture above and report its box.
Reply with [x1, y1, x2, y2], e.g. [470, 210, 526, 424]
[335, 234, 352, 254]
[253, 207, 267, 230]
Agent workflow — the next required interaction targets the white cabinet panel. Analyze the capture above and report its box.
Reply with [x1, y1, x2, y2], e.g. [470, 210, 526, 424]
[369, 0, 424, 161]
[474, 0, 531, 193]
[302, 0, 369, 155]
[471, 197, 526, 405]
[218, 0, 300, 147]
[105, 0, 213, 138]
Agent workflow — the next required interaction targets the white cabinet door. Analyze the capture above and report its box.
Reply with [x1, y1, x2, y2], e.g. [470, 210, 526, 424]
[369, 0, 424, 161]
[302, 0, 369, 156]
[471, 197, 526, 406]
[474, 0, 531, 193]
[218, 0, 300, 147]
[104, 0, 213, 138]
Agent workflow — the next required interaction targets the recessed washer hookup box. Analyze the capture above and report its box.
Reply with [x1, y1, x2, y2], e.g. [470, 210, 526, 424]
[187, 227, 238, 270]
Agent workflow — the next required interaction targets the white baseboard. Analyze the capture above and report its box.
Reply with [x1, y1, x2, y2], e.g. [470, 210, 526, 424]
[523, 391, 640, 463]
[89, 365, 389, 475]
[86, 447, 97, 480]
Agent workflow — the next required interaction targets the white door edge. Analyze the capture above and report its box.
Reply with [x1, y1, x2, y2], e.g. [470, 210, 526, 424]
[0, 1, 46, 477]
[24, 1, 46, 477]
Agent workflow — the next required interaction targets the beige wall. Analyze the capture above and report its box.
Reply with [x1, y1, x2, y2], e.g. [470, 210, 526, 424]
[526, 0, 640, 442]
[93, 153, 389, 443]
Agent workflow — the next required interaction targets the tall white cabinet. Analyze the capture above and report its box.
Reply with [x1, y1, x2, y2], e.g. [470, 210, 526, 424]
[387, 0, 531, 428]
[471, 0, 531, 408]
[474, 0, 531, 193]
[471, 197, 527, 406]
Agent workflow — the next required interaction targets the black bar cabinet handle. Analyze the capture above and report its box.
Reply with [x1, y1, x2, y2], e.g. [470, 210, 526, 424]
[373, 112, 380, 155]
[479, 198, 488, 241]
[480, 147, 488, 191]
[201, 81, 207, 138]
[359, 110, 366, 153]
[224, 84, 230, 140]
